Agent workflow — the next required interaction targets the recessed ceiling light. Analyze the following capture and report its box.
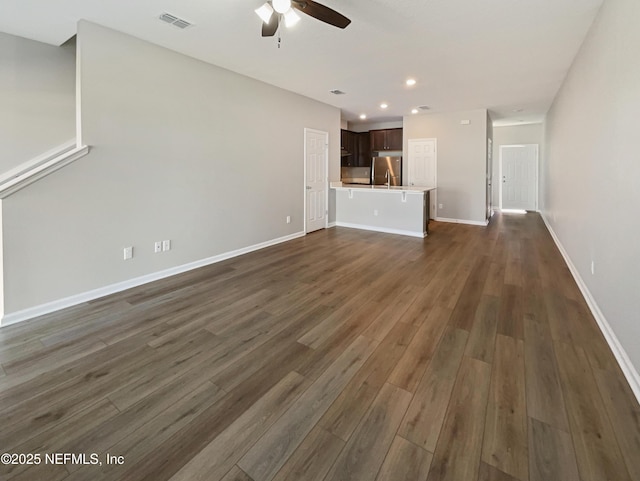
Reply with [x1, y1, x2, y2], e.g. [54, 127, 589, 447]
[411, 109, 419, 114]
[359, 114, 367, 120]
[406, 79, 417, 86]
[380, 103, 388, 109]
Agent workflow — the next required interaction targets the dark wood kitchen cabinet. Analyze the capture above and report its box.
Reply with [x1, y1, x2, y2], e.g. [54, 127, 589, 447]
[341, 129, 358, 166]
[342, 130, 372, 167]
[356, 132, 371, 167]
[370, 128, 403, 152]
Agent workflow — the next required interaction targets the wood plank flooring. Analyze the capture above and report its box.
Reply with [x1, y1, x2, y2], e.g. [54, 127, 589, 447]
[1, 212, 639, 481]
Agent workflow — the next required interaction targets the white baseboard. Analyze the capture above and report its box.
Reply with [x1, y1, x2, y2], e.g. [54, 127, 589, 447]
[435, 217, 489, 226]
[1, 231, 305, 327]
[335, 221, 426, 238]
[327, 221, 337, 228]
[541, 214, 640, 403]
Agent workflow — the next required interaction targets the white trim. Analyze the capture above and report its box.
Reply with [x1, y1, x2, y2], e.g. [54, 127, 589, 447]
[76, 24, 83, 147]
[487, 137, 493, 222]
[435, 217, 489, 226]
[0, 231, 305, 327]
[0, 139, 76, 186]
[327, 221, 337, 228]
[335, 221, 426, 238]
[303, 128, 329, 234]
[541, 214, 640, 404]
[0, 144, 89, 199]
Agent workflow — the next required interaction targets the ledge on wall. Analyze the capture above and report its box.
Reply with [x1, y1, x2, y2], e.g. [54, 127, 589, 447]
[0, 140, 89, 199]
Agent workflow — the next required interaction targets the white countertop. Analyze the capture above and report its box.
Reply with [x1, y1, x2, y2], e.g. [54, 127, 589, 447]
[330, 182, 435, 193]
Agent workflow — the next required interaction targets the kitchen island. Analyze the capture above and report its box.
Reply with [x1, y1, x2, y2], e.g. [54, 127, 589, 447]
[331, 182, 436, 238]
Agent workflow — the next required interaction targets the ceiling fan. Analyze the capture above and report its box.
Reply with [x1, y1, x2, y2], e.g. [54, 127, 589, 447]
[255, 0, 351, 37]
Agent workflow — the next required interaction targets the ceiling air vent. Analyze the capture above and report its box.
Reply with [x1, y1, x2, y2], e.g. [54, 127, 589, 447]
[330, 89, 346, 95]
[159, 12, 193, 29]
[418, 105, 430, 110]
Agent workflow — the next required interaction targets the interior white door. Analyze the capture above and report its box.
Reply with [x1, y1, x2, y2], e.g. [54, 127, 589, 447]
[408, 138, 437, 217]
[305, 129, 328, 233]
[500, 144, 538, 211]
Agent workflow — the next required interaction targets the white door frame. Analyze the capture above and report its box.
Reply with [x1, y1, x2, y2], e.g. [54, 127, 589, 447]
[487, 138, 493, 220]
[407, 138, 437, 218]
[499, 144, 539, 211]
[303, 128, 329, 233]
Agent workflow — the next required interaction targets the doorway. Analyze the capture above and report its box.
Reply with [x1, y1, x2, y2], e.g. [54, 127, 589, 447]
[407, 138, 437, 218]
[499, 144, 538, 211]
[304, 128, 328, 233]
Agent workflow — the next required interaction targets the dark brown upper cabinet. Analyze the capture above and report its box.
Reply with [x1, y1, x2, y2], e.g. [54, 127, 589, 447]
[341, 129, 358, 166]
[370, 128, 403, 151]
[357, 132, 371, 167]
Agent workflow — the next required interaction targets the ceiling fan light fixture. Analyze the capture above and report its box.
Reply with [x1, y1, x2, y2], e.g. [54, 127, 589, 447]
[272, 0, 292, 14]
[255, 3, 274, 23]
[284, 8, 301, 27]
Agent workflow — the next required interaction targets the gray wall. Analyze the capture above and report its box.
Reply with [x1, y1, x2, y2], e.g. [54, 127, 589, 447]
[492, 123, 544, 208]
[542, 0, 640, 374]
[2, 21, 340, 314]
[348, 120, 403, 133]
[0, 32, 76, 172]
[403, 109, 488, 223]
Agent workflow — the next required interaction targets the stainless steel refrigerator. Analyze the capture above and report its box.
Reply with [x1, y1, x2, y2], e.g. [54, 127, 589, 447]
[371, 156, 402, 186]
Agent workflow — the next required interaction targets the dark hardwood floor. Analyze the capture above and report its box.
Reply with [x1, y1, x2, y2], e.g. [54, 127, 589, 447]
[1, 213, 639, 481]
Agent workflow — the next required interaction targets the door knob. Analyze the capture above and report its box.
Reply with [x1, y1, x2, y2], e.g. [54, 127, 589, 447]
[306, 186, 312, 190]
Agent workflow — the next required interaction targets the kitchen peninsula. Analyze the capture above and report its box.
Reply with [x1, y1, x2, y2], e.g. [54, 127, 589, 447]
[331, 183, 436, 238]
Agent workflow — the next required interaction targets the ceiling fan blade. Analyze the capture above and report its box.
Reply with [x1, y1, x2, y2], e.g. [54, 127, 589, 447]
[261, 14, 280, 37]
[292, 1, 351, 29]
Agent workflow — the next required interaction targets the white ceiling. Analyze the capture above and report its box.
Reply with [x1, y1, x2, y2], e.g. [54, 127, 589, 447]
[1, 0, 603, 127]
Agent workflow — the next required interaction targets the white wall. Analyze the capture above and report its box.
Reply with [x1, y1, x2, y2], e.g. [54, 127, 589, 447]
[403, 109, 488, 224]
[335, 189, 426, 237]
[542, 0, 640, 385]
[0, 32, 76, 173]
[2, 21, 340, 315]
[492, 123, 544, 208]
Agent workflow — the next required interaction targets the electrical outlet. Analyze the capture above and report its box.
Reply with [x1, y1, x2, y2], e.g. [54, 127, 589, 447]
[373, 209, 379, 216]
[162, 240, 171, 251]
[591, 260, 595, 275]
[154, 241, 162, 253]
[439, 203, 443, 209]
[286, 216, 291, 224]
[123, 246, 133, 260]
